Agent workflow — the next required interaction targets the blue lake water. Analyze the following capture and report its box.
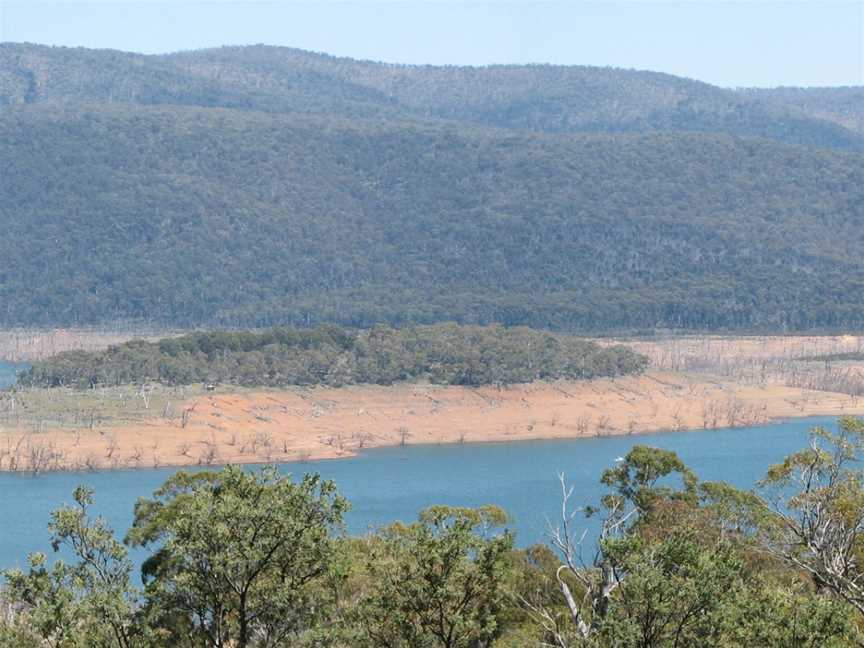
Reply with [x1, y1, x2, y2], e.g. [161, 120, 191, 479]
[0, 415, 838, 573]
[0, 362, 26, 390]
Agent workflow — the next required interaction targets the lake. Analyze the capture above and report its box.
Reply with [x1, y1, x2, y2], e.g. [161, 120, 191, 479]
[0, 414, 837, 571]
[0, 362, 26, 390]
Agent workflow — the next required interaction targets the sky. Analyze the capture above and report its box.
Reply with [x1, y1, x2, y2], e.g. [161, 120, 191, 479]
[0, 1, 861, 88]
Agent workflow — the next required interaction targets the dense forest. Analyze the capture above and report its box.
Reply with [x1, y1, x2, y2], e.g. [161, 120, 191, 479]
[1, 101, 863, 331]
[17, 324, 647, 389]
[1, 43, 863, 333]
[4, 418, 864, 646]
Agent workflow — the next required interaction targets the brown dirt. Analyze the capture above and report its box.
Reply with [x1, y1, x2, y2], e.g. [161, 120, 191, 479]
[3, 370, 863, 473]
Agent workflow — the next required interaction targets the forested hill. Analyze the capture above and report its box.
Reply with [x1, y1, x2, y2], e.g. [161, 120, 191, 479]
[2, 43, 862, 151]
[2, 43, 864, 333]
[2, 103, 864, 331]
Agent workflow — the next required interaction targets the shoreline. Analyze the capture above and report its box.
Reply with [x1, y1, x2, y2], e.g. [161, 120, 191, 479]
[2, 371, 863, 474]
[0, 412, 845, 478]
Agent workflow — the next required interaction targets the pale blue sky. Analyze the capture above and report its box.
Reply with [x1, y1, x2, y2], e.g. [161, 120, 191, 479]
[0, 1, 861, 88]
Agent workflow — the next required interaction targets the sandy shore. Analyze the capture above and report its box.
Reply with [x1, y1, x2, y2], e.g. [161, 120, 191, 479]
[2, 370, 863, 472]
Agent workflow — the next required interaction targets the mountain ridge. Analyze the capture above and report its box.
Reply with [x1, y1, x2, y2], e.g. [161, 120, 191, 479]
[2, 42, 862, 151]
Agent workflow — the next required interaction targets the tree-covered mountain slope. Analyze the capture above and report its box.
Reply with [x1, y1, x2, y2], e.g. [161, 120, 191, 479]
[2, 43, 862, 151]
[1, 104, 862, 331]
[741, 86, 864, 136]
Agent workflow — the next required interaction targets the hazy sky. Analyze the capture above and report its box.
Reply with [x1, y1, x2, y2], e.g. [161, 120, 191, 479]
[0, 1, 861, 88]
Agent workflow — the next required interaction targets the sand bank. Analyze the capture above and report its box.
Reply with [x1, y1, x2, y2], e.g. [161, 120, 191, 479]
[2, 370, 863, 472]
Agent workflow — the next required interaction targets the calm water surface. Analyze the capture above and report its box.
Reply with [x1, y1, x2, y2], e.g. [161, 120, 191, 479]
[0, 415, 838, 571]
[0, 362, 26, 390]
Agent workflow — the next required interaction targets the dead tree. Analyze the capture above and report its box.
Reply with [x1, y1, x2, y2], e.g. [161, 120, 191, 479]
[180, 403, 197, 429]
[105, 434, 119, 459]
[397, 426, 411, 447]
[724, 396, 745, 428]
[523, 473, 636, 646]
[139, 385, 152, 410]
[574, 416, 591, 436]
[128, 446, 143, 467]
[354, 431, 371, 449]
[595, 415, 611, 437]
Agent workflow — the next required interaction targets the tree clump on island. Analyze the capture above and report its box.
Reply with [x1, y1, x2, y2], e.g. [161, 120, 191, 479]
[4, 417, 864, 646]
[17, 323, 648, 389]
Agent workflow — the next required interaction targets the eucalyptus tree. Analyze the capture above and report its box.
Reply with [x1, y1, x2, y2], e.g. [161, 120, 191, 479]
[528, 442, 862, 647]
[355, 505, 514, 648]
[530, 446, 697, 643]
[746, 416, 864, 615]
[2, 486, 144, 648]
[126, 466, 348, 648]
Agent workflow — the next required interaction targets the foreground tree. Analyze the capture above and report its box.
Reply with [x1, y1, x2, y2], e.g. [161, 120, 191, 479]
[126, 466, 348, 648]
[747, 416, 864, 615]
[354, 505, 514, 648]
[529, 443, 862, 647]
[533, 446, 697, 642]
[2, 486, 143, 647]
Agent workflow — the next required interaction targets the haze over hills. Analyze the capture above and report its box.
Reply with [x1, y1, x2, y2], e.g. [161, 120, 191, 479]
[1, 43, 863, 332]
[3, 43, 863, 150]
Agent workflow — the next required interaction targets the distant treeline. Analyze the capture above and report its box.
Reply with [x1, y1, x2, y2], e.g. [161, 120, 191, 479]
[799, 352, 864, 363]
[17, 324, 648, 389]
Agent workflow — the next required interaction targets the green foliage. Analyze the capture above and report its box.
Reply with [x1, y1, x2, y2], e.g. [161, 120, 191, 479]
[18, 323, 648, 388]
[126, 466, 348, 647]
[718, 583, 857, 648]
[2, 486, 144, 647]
[354, 505, 515, 648]
[743, 417, 864, 617]
[741, 86, 864, 136]
[596, 531, 744, 646]
[591, 529, 858, 648]
[542, 434, 864, 647]
[599, 445, 698, 514]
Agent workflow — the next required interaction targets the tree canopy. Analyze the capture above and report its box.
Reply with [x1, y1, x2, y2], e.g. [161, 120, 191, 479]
[17, 323, 648, 388]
